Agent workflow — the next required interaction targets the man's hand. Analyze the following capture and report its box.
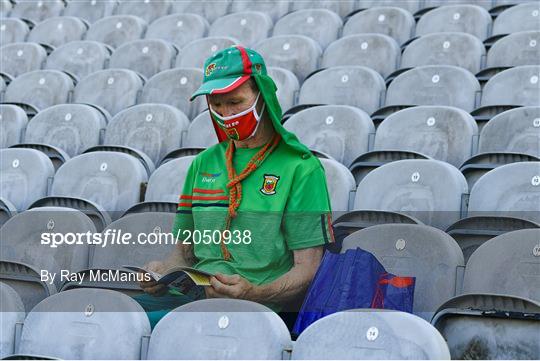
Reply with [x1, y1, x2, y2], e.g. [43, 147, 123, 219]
[138, 260, 168, 297]
[205, 273, 257, 300]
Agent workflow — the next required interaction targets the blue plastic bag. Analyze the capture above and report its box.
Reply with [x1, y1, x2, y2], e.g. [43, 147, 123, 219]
[293, 248, 415, 335]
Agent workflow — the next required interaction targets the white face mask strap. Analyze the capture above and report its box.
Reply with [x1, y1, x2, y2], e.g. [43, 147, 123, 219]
[208, 91, 263, 121]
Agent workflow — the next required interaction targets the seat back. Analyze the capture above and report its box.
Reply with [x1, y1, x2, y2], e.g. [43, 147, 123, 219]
[320, 158, 355, 211]
[28, 16, 87, 48]
[64, 0, 116, 24]
[85, 15, 147, 49]
[209, 11, 272, 47]
[0, 104, 27, 148]
[115, 0, 171, 23]
[0, 42, 47, 78]
[11, 0, 64, 23]
[480, 65, 540, 107]
[487, 30, 540, 68]
[0, 282, 25, 359]
[145, 13, 209, 49]
[493, 2, 540, 36]
[45, 40, 111, 80]
[0, 18, 29, 46]
[145, 156, 195, 203]
[176, 36, 239, 69]
[416, 4, 492, 39]
[109, 39, 176, 79]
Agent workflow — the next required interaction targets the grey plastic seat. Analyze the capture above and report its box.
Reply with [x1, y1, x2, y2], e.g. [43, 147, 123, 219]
[64, 0, 116, 23]
[0, 148, 54, 211]
[0, 197, 17, 228]
[115, 0, 171, 23]
[103, 104, 189, 166]
[479, 65, 540, 108]
[341, 224, 465, 320]
[255, 35, 322, 83]
[492, 2, 540, 37]
[0, 207, 94, 310]
[284, 105, 374, 167]
[401, 33, 485, 74]
[0, 0, 11, 16]
[371, 106, 478, 167]
[184, 111, 219, 148]
[147, 298, 292, 359]
[176, 36, 239, 69]
[479, 106, 540, 157]
[292, 310, 451, 359]
[0, 18, 30, 46]
[85, 15, 147, 49]
[298, 66, 386, 115]
[432, 294, 540, 360]
[0, 42, 47, 78]
[423, 0, 492, 10]
[45, 40, 111, 80]
[110, 39, 177, 79]
[292, 0, 355, 18]
[27, 16, 88, 48]
[23, 104, 107, 158]
[343, 7, 415, 46]
[145, 13, 209, 49]
[357, 0, 422, 15]
[170, 0, 231, 24]
[140, 68, 205, 119]
[322, 34, 400, 79]
[144, 155, 195, 204]
[11, 0, 64, 23]
[0, 282, 25, 359]
[485, 31, 540, 70]
[13, 288, 150, 359]
[4, 70, 74, 112]
[267, 67, 299, 112]
[274, 9, 343, 49]
[416, 5, 492, 40]
[354, 159, 468, 229]
[463, 229, 540, 302]
[319, 158, 356, 211]
[230, 0, 290, 22]
[209, 11, 272, 48]
[0, 104, 27, 148]
[74, 68, 144, 116]
[467, 161, 540, 224]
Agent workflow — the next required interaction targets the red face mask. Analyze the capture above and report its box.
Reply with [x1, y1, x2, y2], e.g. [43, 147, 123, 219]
[209, 92, 265, 141]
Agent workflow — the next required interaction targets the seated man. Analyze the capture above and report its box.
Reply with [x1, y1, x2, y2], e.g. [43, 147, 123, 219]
[133, 46, 335, 328]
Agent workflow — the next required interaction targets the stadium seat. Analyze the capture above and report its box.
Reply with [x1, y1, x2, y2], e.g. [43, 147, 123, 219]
[342, 6, 415, 46]
[0, 197, 17, 228]
[176, 36, 239, 69]
[415, 4, 492, 40]
[64, 0, 117, 24]
[291, 310, 451, 359]
[209, 11, 273, 48]
[0, 42, 47, 78]
[170, 0, 231, 24]
[463, 229, 540, 301]
[10, 0, 64, 23]
[432, 293, 540, 360]
[356, 0, 422, 15]
[0, 282, 25, 358]
[143, 155, 195, 203]
[267, 67, 299, 112]
[466, 161, 540, 224]
[85, 15, 147, 49]
[109, 39, 178, 79]
[12, 288, 150, 359]
[73, 68, 144, 116]
[4, 70, 74, 113]
[0, 104, 27, 148]
[183, 111, 219, 148]
[0, 207, 94, 311]
[27, 16, 88, 48]
[374, 65, 480, 123]
[284, 105, 374, 167]
[255, 35, 322, 83]
[0, 148, 54, 211]
[145, 13, 209, 49]
[319, 158, 356, 211]
[102, 103, 189, 166]
[353, 159, 468, 230]
[140, 68, 205, 119]
[361, 106, 478, 168]
[322, 34, 400, 79]
[230, 0, 290, 22]
[297, 66, 386, 115]
[491, 2, 540, 39]
[400, 32, 485, 74]
[291, 0, 355, 18]
[0, 18, 30, 46]
[36, 151, 148, 222]
[478, 106, 540, 157]
[273, 9, 343, 49]
[342, 224, 465, 320]
[423, 0, 492, 9]
[45, 40, 112, 80]
[115, 0, 171, 24]
[22, 103, 108, 158]
[478, 30, 540, 81]
[0, 0, 11, 17]
[147, 298, 292, 359]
